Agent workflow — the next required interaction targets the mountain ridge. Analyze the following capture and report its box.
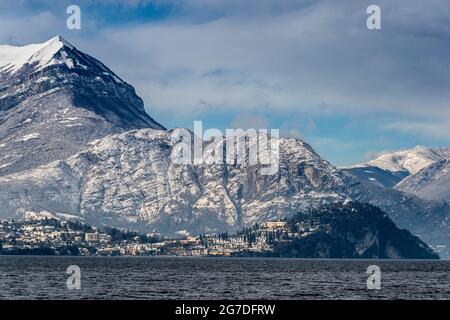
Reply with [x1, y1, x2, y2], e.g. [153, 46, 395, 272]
[0, 128, 348, 235]
[0, 35, 73, 74]
[0, 35, 164, 175]
[348, 146, 450, 175]
[342, 146, 450, 189]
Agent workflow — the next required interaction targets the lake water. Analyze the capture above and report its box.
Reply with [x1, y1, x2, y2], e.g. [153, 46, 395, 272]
[0, 256, 449, 299]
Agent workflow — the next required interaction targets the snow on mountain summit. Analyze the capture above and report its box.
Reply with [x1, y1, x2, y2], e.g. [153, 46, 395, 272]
[352, 146, 450, 174]
[0, 36, 164, 175]
[0, 35, 73, 74]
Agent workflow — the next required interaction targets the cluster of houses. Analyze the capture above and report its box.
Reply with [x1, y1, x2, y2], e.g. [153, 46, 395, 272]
[0, 219, 84, 248]
[0, 218, 151, 255]
[162, 220, 326, 257]
[0, 216, 326, 256]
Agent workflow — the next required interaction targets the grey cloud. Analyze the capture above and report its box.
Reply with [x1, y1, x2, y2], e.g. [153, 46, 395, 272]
[78, 0, 450, 119]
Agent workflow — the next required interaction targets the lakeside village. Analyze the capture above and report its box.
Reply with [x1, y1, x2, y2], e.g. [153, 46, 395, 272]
[0, 215, 324, 257]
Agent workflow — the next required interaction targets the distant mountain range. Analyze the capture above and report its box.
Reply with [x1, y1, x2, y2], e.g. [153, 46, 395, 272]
[0, 36, 449, 258]
[343, 146, 450, 186]
[343, 146, 450, 202]
[348, 146, 450, 174]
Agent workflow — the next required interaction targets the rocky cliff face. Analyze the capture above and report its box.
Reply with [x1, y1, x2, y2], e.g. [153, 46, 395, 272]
[0, 36, 164, 175]
[345, 173, 450, 257]
[0, 128, 347, 235]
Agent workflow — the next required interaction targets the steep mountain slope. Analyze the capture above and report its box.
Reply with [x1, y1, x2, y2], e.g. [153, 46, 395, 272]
[271, 202, 439, 259]
[0, 129, 348, 235]
[396, 157, 450, 202]
[341, 166, 408, 188]
[346, 175, 450, 258]
[0, 36, 164, 175]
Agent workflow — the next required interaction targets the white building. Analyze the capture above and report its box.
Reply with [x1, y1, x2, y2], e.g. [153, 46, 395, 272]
[85, 232, 100, 242]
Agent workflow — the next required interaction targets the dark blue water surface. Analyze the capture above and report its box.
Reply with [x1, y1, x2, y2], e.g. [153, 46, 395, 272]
[0, 256, 449, 299]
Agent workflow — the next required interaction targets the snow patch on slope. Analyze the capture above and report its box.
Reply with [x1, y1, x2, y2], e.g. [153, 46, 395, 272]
[15, 133, 40, 142]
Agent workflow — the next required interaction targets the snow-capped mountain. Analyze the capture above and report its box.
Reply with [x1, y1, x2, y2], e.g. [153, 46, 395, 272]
[0, 128, 348, 235]
[0, 36, 164, 175]
[396, 157, 450, 202]
[1, 35, 75, 74]
[0, 36, 449, 257]
[0, 126, 448, 256]
[354, 146, 450, 175]
[343, 146, 450, 189]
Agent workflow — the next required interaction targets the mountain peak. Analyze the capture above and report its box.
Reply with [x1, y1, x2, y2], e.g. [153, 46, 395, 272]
[0, 36, 165, 175]
[351, 146, 450, 174]
[0, 35, 73, 74]
[44, 35, 74, 49]
[412, 145, 431, 152]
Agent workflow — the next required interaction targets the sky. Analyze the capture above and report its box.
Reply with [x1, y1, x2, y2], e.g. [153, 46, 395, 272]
[0, 0, 449, 166]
